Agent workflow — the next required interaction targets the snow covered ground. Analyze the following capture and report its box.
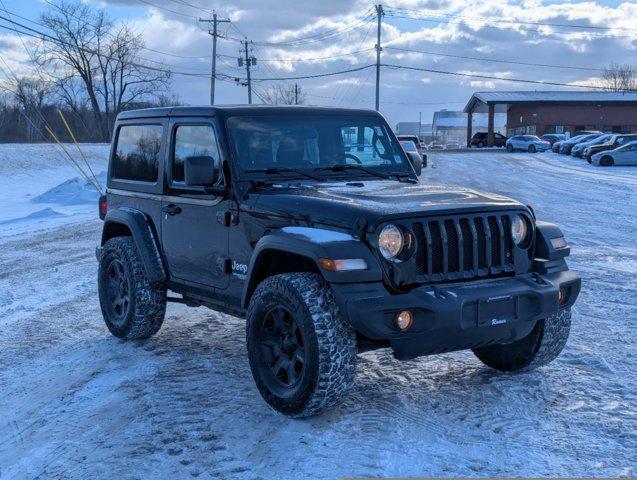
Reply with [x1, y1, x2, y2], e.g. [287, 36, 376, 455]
[0, 145, 635, 479]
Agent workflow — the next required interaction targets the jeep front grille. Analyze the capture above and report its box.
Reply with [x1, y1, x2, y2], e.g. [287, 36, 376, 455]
[411, 214, 515, 282]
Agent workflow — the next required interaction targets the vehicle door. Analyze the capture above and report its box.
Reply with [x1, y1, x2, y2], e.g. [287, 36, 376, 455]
[161, 119, 230, 289]
[615, 143, 637, 165]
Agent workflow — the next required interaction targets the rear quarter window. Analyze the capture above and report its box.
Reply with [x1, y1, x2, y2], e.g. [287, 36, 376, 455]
[112, 124, 163, 182]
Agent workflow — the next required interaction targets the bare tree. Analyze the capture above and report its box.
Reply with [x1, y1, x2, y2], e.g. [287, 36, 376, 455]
[13, 77, 51, 141]
[600, 63, 637, 93]
[261, 83, 306, 105]
[36, 0, 171, 141]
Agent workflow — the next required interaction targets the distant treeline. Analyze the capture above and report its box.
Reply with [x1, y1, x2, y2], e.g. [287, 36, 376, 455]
[0, 98, 178, 144]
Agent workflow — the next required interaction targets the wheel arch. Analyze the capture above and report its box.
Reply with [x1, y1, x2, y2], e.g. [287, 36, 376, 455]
[241, 228, 382, 309]
[101, 207, 166, 284]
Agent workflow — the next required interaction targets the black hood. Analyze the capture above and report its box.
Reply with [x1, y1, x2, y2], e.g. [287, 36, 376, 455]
[245, 179, 526, 231]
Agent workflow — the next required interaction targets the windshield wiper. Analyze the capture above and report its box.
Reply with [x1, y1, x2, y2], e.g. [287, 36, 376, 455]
[314, 164, 416, 183]
[244, 167, 324, 181]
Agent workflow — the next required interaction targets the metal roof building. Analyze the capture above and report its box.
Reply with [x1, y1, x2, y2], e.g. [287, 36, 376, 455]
[463, 91, 637, 146]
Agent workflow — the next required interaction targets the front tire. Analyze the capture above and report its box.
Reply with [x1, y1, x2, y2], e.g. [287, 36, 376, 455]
[246, 273, 357, 418]
[98, 237, 166, 339]
[528, 144, 536, 153]
[600, 156, 614, 166]
[472, 308, 571, 372]
[506, 144, 514, 152]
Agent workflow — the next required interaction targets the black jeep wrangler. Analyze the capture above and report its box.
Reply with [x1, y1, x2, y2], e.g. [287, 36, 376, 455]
[97, 106, 581, 417]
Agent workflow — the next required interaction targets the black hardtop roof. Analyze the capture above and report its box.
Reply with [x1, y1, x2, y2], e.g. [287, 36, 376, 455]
[116, 104, 379, 121]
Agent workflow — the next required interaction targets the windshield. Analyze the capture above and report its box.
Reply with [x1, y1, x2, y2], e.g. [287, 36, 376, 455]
[227, 115, 409, 176]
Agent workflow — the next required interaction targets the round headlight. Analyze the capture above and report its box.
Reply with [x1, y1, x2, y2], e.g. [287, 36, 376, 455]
[378, 224, 404, 260]
[511, 214, 529, 246]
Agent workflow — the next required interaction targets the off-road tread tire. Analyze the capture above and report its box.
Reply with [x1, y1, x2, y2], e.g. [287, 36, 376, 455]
[98, 236, 166, 339]
[246, 273, 357, 418]
[472, 308, 571, 372]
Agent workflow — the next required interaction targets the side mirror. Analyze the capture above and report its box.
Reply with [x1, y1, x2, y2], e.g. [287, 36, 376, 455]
[406, 151, 422, 176]
[184, 155, 217, 187]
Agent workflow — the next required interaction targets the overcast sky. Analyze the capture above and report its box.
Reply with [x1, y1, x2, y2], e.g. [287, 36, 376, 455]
[1, 0, 636, 126]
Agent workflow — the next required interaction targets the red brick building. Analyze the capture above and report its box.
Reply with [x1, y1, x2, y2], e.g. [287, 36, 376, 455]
[463, 91, 637, 146]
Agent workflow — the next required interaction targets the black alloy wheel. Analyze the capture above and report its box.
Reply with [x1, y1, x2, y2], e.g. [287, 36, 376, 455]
[259, 306, 306, 390]
[105, 258, 130, 326]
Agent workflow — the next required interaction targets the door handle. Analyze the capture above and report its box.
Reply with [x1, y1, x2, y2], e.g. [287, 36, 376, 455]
[162, 204, 182, 216]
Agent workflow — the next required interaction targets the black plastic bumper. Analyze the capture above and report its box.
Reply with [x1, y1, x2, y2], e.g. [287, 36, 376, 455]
[331, 270, 581, 360]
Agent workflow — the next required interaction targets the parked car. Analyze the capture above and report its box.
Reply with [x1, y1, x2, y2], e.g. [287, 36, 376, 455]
[552, 140, 566, 153]
[506, 135, 551, 153]
[559, 133, 603, 155]
[397, 135, 424, 153]
[591, 141, 637, 166]
[470, 132, 507, 148]
[584, 133, 637, 162]
[574, 130, 601, 137]
[427, 141, 445, 150]
[445, 141, 461, 150]
[540, 134, 566, 146]
[399, 140, 426, 169]
[571, 133, 614, 158]
[96, 105, 580, 417]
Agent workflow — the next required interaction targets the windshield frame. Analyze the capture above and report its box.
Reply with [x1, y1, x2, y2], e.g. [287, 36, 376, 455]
[224, 112, 414, 182]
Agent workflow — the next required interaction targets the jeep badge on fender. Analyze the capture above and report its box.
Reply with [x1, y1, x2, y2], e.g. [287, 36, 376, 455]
[96, 105, 581, 418]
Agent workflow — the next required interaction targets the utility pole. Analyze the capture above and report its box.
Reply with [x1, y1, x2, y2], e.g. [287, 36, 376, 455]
[199, 12, 230, 105]
[374, 4, 384, 111]
[238, 38, 255, 104]
[294, 83, 299, 105]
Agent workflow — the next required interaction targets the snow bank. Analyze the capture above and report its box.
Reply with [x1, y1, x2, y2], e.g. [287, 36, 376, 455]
[32, 171, 106, 205]
[0, 207, 66, 225]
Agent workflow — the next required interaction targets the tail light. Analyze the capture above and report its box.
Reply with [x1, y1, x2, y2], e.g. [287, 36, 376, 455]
[99, 195, 107, 220]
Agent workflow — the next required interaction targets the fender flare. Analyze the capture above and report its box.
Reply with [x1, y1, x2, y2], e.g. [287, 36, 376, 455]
[535, 221, 570, 261]
[101, 207, 166, 284]
[241, 227, 382, 309]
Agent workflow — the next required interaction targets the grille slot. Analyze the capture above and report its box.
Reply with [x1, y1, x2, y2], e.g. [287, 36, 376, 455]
[411, 214, 515, 282]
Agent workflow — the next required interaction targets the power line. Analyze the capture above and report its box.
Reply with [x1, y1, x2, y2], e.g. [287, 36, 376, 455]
[384, 10, 637, 40]
[382, 63, 637, 91]
[135, 0, 198, 20]
[216, 47, 374, 63]
[384, 46, 615, 73]
[386, 6, 637, 33]
[250, 65, 375, 82]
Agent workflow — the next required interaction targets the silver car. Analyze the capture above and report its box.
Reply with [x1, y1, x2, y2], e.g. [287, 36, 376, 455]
[591, 141, 637, 166]
[506, 135, 551, 153]
[572, 133, 613, 158]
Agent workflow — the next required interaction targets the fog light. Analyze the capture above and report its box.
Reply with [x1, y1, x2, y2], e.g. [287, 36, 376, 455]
[396, 310, 413, 331]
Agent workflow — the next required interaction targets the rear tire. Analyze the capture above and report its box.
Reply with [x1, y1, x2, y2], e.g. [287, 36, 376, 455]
[477, 141, 484, 148]
[506, 144, 514, 152]
[246, 273, 357, 418]
[98, 237, 166, 339]
[528, 144, 536, 153]
[472, 308, 571, 372]
[600, 156, 614, 166]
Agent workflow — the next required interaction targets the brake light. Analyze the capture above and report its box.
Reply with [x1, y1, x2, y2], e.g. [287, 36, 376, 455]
[99, 195, 107, 220]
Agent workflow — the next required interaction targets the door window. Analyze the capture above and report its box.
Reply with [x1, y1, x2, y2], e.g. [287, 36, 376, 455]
[172, 124, 222, 185]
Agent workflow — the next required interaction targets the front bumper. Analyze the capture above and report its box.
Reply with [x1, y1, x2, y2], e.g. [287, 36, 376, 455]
[332, 270, 581, 360]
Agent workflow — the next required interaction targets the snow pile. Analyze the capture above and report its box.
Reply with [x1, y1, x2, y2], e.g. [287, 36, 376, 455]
[32, 171, 106, 205]
[0, 207, 66, 225]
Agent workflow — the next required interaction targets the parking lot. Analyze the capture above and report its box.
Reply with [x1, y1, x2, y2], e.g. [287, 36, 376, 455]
[0, 146, 635, 478]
